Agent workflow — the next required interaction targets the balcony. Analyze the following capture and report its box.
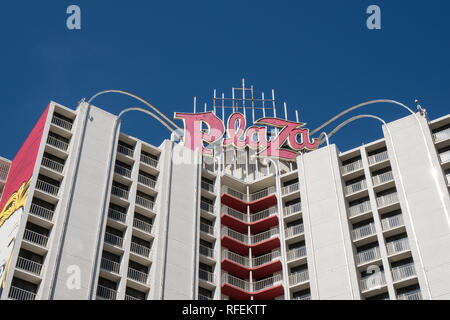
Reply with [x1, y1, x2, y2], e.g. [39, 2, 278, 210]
[128, 268, 149, 284]
[376, 192, 399, 208]
[8, 286, 36, 300]
[293, 294, 311, 300]
[199, 269, 215, 283]
[439, 150, 450, 164]
[286, 246, 307, 263]
[433, 127, 450, 143]
[100, 258, 121, 274]
[221, 273, 284, 300]
[108, 208, 127, 223]
[130, 242, 151, 258]
[198, 294, 212, 300]
[359, 272, 386, 292]
[351, 223, 376, 242]
[289, 270, 309, 287]
[140, 153, 158, 168]
[111, 186, 129, 200]
[201, 181, 214, 193]
[23, 229, 49, 248]
[133, 218, 153, 234]
[36, 179, 59, 197]
[368, 151, 389, 165]
[386, 238, 410, 256]
[51, 115, 73, 131]
[285, 224, 304, 240]
[47, 135, 69, 152]
[348, 200, 371, 218]
[200, 222, 215, 236]
[104, 232, 124, 248]
[221, 205, 278, 234]
[125, 294, 142, 300]
[344, 180, 367, 196]
[355, 246, 381, 266]
[135, 195, 154, 210]
[392, 263, 416, 282]
[397, 290, 422, 300]
[16, 257, 43, 276]
[221, 249, 282, 279]
[221, 186, 277, 214]
[249, 187, 276, 202]
[199, 245, 214, 259]
[284, 202, 302, 218]
[341, 159, 363, 175]
[41, 157, 64, 173]
[201, 201, 214, 214]
[96, 285, 117, 300]
[29, 203, 54, 222]
[281, 182, 299, 196]
[221, 227, 280, 256]
[138, 174, 156, 189]
[114, 164, 132, 178]
[372, 171, 394, 186]
[381, 214, 404, 231]
[117, 145, 134, 158]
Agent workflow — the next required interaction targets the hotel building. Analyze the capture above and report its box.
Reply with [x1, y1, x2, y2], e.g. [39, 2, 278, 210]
[0, 93, 449, 301]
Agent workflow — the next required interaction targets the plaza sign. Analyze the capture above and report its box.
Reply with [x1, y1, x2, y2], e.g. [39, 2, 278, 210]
[174, 112, 319, 161]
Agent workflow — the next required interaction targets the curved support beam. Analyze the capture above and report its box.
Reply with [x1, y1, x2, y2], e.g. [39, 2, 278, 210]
[86, 89, 181, 131]
[311, 99, 416, 135]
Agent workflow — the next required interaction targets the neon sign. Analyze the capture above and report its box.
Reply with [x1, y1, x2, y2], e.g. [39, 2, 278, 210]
[174, 112, 319, 161]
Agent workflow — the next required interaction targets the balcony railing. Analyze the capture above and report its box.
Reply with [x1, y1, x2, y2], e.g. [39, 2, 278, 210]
[433, 127, 450, 142]
[386, 237, 410, 256]
[221, 273, 282, 292]
[222, 273, 251, 291]
[293, 294, 311, 300]
[254, 273, 282, 291]
[198, 294, 212, 300]
[397, 290, 422, 300]
[47, 135, 69, 151]
[117, 145, 134, 157]
[376, 192, 399, 208]
[253, 249, 280, 267]
[281, 182, 299, 195]
[41, 157, 64, 173]
[133, 218, 153, 234]
[29, 203, 54, 221]
[287, 246, 307, 261]
[352, 223, 376, 241]
[222, 227, 249, 244]
[348, 200, 371, 217]
[111, 186, 129, 200]
[51, 115, 73, 131]
[200, 245, 214, 258]
[140, 154, 158, 168]
[289, 270, 309, 286]
[285, 224, 304, 238]
[135, 196, 154, 210]
[201, 181, 214, 193]
[114, 165, 132, 178]
[359, 272, 386, 292]
[100, 258, 120, 274]
[104, 232, 123, 248]
[439, 150, 450, 164]
[108, 208, 127, 223]
[251, 228, 279, 244]
[392, 263, 416, 282]
[130, 242, 150, 258]
[138, 174, 156, 189]
[344, 180, 367, 195]
[341, 159, 363, 175]
[284, 202, 302, 217]
[23, 229, 49, 247]
[201, 201, 214, 213]
[222, 249, 250, 267]
[199, 269, 215, 283]
[200, 222, 214, 235]
[36, 179, 59, 196]
[97, 285, 117, 300]
[125, 294, 142, 300]
[368, 151, 389, 165]
[381, 214, 404, 231]
[355, 246, 381, 265]
[222, 205, 276, 223]
[250, 187, 276, 202]
[222, 186, 246, 201]
[8, 286, 36, 300]
[16, 256, 43, 275]
[372, 171, 394, 186]
[128, 267, 148, 284]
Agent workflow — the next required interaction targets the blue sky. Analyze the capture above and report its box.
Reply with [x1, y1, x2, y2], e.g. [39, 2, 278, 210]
[0, 0, 449, 160]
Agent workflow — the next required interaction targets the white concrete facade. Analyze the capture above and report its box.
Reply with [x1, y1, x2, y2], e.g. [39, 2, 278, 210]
[0, 100, 449, 300]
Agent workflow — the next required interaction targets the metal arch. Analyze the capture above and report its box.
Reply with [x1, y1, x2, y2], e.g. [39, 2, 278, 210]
[118, 107, 182, 139]
[86, 89, 181, 131]
[311, 99, 416, 135]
